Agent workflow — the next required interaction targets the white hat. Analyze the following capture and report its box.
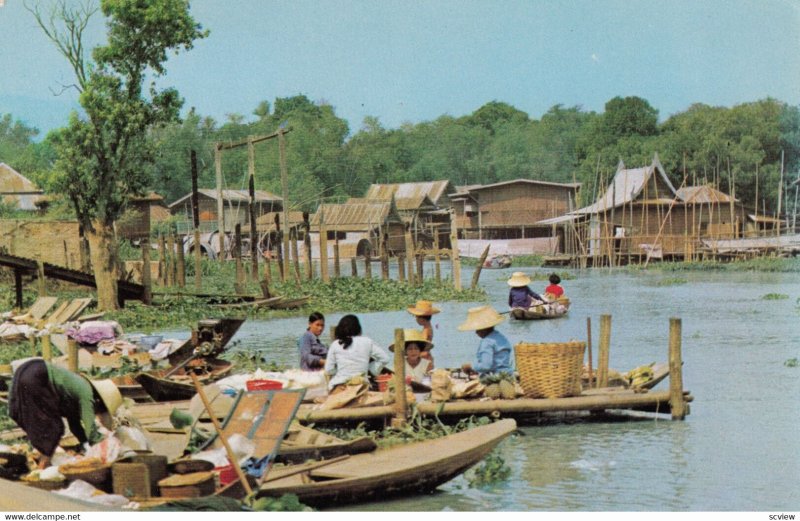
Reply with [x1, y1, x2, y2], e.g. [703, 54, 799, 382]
[507, 272, 531, 287]
[457, 305, 506, 331]
[86, 378, 123, 415]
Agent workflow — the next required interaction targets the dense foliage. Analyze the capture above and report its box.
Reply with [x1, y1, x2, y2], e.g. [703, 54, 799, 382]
[2, 95, 798, 218]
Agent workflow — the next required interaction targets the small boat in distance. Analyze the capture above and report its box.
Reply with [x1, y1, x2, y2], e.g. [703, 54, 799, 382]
[483, 254, 512, 269]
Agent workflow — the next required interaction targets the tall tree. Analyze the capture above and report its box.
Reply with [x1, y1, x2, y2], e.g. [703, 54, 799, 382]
[30, 0, 207, 310]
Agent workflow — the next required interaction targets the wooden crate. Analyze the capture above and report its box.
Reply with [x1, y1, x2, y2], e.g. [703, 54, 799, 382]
[112, 462, 151, 499]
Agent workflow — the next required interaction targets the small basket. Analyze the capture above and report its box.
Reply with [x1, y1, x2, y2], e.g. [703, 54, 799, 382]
[515, 341, 585, 399]
[59, 460, 112, 492]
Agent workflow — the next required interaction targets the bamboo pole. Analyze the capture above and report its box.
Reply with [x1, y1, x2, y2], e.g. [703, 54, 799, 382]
[777, 150, 785, 237]
[190, 374, 253, 495]
[274, 214, 285, 282]
[381, 232, 389, 281]
[278, 128, 291, 278]
[668, 318, 687, 420]
[597, 314, 611, 388]
[41, 334, 52, 362]
[175, 233, 186, 288]
[364, 247, 372, 280]
[303, 212, 313, 280]
[214, 144, 225, 263]
[291, 227, 301, 283]
[158, 235, 166, 286]
[471, 244, 490, 290]
[166, 233, 176, 287]
[67, 338, 79, 373]
[397, 254, 405, 282]
[194, 229, 203, 291]
[586, 317, 593, 389]
[449, 211, 461, 290]
[247, 138, 259, 281]
[404, 225, 415, 285]
[333, 238, 341, 278]
[415, 253, 424, 286]
[234, 224, 244, 294]
[391, 328, 407, 428]
[350, 257, 358, 277]
[141, 237, 152, 305]
[36, 258, 46, 297]
[190, 150, 203, 290]
[432, 226, 441, 283]
[319, 207, 329, 283]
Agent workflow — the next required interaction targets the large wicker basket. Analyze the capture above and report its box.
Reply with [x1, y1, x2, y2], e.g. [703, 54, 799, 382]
[515, 341, 586, 399]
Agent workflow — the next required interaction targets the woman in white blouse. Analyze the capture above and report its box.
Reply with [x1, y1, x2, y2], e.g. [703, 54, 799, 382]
[324, 315, 391, 391]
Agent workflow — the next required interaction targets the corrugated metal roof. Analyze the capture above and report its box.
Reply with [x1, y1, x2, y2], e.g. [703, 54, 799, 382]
[0, 163, 41, 193]
[168, 189, 282, 208]
[466, 178, 581, 192]
[574, 155, 676, 215]
[365, 180, 451, 208]
[677, 185, 736, 204]
[310, 200, 399, 231]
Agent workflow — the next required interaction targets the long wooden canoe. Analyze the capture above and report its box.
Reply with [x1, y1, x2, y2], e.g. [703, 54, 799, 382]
[134, 357, 233, 402]
[257, 419, 517, 507]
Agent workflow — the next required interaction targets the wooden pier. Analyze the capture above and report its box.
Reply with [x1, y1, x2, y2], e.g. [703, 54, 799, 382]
[296, 317, 693, 427]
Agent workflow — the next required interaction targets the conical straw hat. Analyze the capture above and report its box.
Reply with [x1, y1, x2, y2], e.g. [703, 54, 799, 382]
[389, 329, 434, 352]
[507, 272, 531, 287]
[407, 300, 441, 316]
[457, 305, 506, 331]
[86, 378, 123, 415]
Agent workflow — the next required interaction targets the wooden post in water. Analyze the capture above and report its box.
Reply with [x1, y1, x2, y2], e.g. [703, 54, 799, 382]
[190, 150, 203, 291]
[350, 257, 358, 277]
[141, 237, 152, 305]
[67, 338, 79, 373]
[333, 237, 341, 278]
[391, 328, 407, 428]
[397, 254, 405, 282]
[214, 144, 225, 263]
[41, 334, 52, 361]
[415, 253, 424, 286]
[364, 247, 372, 280]
[166, 233, 176, 287]
[471, 244, 490, 290]
[381, 232, 389, 280]
[319, 207, 329, 283]
[291, 227, 301, 283]
[404, 225, 415, 285]
[278, 128, 292, 279]
[274, 214, 285, 282]
[234, 224, 245, 294]
[449, 211, 461, 290]
[586, 317, 593, 388]
[175, 233, 186, 288]
[432, 226, 441, 283]
[598, 314, 611, 388]
[247, 138, 259, 282]
[158, 235, 167, 286]
[668, 318, 687, 420]
[303, 212, 313, 280]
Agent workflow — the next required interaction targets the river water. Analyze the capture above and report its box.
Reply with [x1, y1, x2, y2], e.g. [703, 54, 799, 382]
[157, 265, 800, 511]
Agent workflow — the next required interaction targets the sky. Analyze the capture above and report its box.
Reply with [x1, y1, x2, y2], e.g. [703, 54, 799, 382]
[1, 0, 799, 137]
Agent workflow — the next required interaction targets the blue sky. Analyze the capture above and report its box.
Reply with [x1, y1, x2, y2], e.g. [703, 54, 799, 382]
[1, 0, 798, 136]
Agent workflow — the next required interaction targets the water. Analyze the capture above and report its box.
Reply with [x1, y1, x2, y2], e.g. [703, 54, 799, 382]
[155, 265, 800, 511]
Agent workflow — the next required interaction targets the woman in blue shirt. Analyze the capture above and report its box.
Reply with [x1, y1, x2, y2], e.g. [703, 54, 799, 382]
[507, 272, 543, 309]
[298, 311, 328, 371]
[458, 305, 514, 376]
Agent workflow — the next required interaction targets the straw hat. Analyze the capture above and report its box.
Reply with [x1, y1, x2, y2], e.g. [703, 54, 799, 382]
[86, 378, 123, 415]
[507, 272, 531, 287]
[407, 300, 441, 316]
[457, 305, 506, 331]
[389, 329, 434, 352]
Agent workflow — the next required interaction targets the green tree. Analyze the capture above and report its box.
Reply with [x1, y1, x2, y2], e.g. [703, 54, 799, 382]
[30, 0, 207, 310]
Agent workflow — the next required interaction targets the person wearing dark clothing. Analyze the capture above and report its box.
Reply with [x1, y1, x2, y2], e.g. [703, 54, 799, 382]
[298, 312, 328, 371]
[9, 359, 122, 468]
[507, 272, 543, 308]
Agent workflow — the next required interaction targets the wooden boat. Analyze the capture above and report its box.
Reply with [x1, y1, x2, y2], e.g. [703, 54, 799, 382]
[134, 357, 234, 402]
[277, 423, 377, 464]
[111, 317, 245, 401]
[482, 254, 512, 269]
[269, 295, 311, 310]
[510, 306, 569, 320]
[256, 418, 517, 507]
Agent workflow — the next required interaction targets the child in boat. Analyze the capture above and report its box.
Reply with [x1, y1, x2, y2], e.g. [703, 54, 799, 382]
[458, 306, 513, 377]
[543, 274, 567, 315]
[507, 272, 544, 309]
[324, 314, 391, 391]
[407, 299, 439, 366]
[389, 329, 434, 383]
[298, 311, 328, 371]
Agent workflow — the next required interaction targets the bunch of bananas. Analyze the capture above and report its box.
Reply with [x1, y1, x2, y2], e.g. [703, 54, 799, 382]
[625, 363, 655, 388]
[480, 372, 517, 399]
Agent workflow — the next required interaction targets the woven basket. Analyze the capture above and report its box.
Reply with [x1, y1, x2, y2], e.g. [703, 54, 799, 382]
[515, 341, 586, 398]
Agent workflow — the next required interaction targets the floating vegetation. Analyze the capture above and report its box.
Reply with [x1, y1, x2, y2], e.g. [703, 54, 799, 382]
[630, 257, 800, 273]
[466, 452, 512, 487]
[248, 494, 312, 512]
[653, 277, 688, 286]
[761, 293, 789, 300]
[785, 358, 799, 368]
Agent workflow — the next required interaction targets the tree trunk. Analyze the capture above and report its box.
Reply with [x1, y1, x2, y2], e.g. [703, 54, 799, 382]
[86, 221, 120, 311]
